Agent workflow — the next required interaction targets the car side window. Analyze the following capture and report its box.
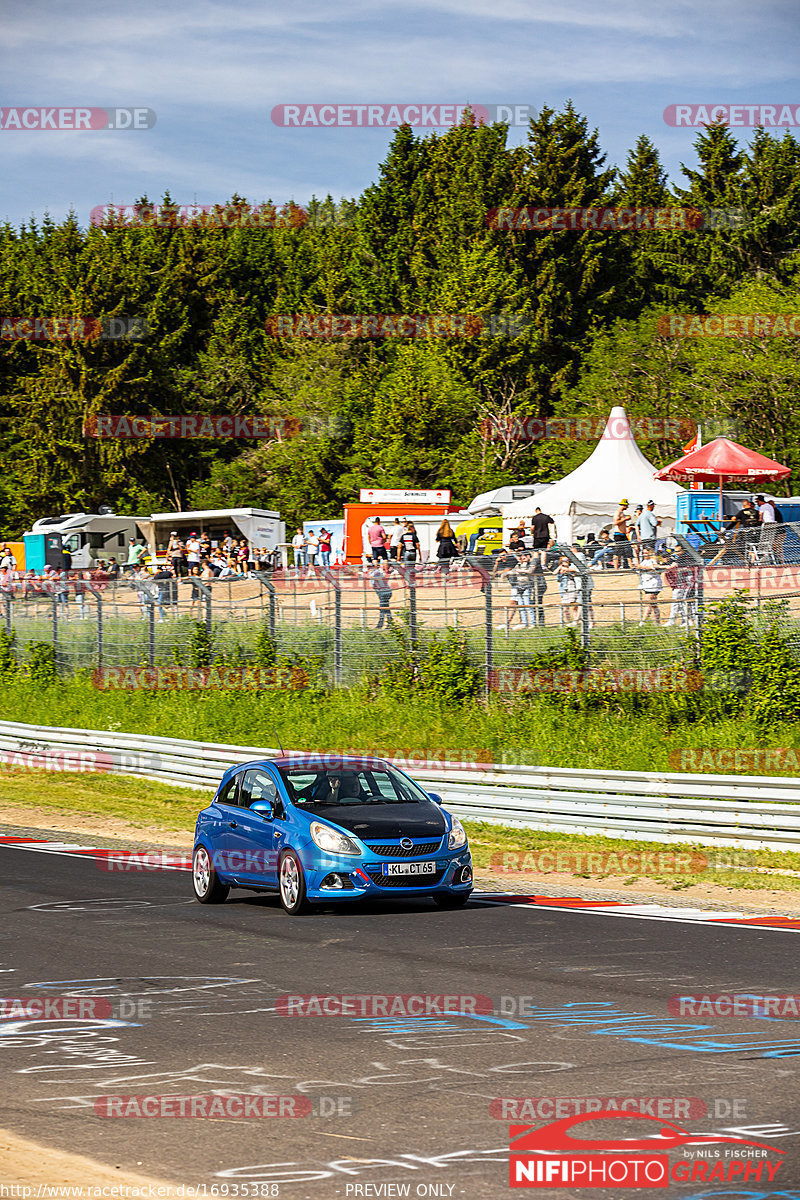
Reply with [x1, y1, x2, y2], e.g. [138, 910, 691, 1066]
[239, 769, 278, 809]
[217, 775, 240, 807]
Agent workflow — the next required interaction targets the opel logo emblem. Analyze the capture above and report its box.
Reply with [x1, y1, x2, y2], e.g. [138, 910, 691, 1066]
[400, 838, 413, 849]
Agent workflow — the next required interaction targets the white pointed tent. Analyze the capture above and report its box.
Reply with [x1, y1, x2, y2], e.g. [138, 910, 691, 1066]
[501, 406, 685, 543]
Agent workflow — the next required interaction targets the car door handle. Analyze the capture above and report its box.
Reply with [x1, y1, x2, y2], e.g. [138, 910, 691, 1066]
[229, 821, 238, 828]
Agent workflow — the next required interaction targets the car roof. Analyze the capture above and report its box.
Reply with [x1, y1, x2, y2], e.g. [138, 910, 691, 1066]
[217, 754, 391, 787]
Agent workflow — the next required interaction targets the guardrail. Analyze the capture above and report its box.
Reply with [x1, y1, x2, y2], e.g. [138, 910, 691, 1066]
[0, 720, 798, 852]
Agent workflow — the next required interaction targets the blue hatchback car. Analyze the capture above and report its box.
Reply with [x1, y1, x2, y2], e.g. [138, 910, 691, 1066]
[192, 755, 473, 914]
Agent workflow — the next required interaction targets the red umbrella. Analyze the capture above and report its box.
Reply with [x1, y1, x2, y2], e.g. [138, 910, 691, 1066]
[655, 437, 790, 530]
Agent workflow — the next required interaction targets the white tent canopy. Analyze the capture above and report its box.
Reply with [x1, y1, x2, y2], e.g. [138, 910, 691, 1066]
[501, 406, 685, 543]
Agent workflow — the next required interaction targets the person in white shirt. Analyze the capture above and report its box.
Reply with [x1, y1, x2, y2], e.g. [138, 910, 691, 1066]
[291, 528, 306, 572]
[756, 495, 776, 524]
[185, 534, 201, 568]
[306, 530, 319, 571]
[389, 519, 405, 562]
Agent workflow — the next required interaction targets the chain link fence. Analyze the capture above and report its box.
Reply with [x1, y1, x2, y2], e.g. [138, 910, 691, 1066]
[4, 526, 800, 691]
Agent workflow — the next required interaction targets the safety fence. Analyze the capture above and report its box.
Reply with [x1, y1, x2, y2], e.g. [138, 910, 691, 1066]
[3, 524, 800, 690]
[0, 720, 798, 851]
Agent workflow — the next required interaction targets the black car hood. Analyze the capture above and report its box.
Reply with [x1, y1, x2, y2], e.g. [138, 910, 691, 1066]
[313, 802, 446, 840]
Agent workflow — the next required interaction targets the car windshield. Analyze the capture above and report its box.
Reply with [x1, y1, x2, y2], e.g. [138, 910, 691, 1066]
[276, 764, 431, 807]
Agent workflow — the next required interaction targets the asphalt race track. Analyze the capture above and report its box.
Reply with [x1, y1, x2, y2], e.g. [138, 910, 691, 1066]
[3, 842, 800, 1200]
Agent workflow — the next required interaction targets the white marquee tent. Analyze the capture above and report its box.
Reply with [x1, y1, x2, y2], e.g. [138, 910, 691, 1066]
[501, 406, 685, 543]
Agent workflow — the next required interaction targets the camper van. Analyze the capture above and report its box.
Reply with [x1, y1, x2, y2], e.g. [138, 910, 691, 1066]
[24, 511, 142, 572]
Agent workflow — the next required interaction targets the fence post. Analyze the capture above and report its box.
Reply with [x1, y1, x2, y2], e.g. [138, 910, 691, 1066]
[563, 546, 592, 656]
[52, 595, 58, 671]
[408, 568, 417, 649]
[484, 576, 493, 700]
[579, 574, 591, 653]
[97, 593, 103, 669]
[4, 595, 10, 637]
[334, 587, 342, 685]
[148, 602, 155, 668]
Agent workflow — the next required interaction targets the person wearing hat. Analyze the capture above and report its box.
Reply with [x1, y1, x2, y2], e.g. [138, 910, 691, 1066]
[125, 535, 148, 573]
[168, 530, 186, 578]
[185, 531, 201, 571]
[636, 501, 660, 558]
[612, 499, 632, 570]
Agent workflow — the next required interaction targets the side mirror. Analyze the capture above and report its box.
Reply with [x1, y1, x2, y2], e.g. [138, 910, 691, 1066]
[427, 793, 443, 806]
[250, 799, 274, 820]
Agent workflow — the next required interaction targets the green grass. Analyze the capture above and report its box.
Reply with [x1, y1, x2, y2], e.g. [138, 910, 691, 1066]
[0, 769, 206, 831]
[1, 674, 800, 775]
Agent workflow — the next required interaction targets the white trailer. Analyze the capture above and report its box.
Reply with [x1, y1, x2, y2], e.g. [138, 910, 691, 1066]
[144, 508, 285, 556]
[25, 512, 142, 570]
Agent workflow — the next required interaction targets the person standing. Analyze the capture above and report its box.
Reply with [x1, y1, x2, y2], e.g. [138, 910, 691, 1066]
[554, 555, 580, 626]
[612, 500, 632, 570]
[126, 537, 147, 574]
[185, 532, 201, 573]
[371, 560, 393, 628]
[306, 530, 319, 571]
[530, 508, 554, 566]
[637, 552, 663, 625]
[389, 519, 404, 561]
[529, 559, 548, 626]
[637, 501, 661, 557]
[152, 563, 173, 621]
[318, 529, 332, 569]
[400, 522, 420, 564]
[168, 531, 185, 578]
[367, 518, 388, 562]
[435, 519, 458, 571]
[509, 551, 534, 628]
[291, 528, 306, 572]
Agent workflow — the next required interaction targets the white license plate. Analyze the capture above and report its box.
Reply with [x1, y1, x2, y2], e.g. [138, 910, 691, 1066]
[381, 861, 436, 876]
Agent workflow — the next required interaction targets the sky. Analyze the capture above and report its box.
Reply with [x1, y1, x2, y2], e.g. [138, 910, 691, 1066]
[1, 0, 799, 228]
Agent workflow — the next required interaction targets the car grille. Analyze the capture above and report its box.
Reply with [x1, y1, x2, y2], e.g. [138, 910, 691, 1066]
[365, 868, 446, 888]
[365, 841, 440, 858]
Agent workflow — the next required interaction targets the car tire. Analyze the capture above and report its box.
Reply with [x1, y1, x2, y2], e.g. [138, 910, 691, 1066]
[432, 891, 471, 909]
[279, 850, 312, 915]
[192, 844, 230, 904]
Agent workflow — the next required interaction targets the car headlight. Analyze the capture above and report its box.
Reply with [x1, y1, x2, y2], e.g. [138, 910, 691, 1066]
[310, 821, 360, 856]
[448, 817, 467, 850]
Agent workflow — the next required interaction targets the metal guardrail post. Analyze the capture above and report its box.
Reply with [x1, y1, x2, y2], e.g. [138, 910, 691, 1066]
[148, 602, 156, 668]
[562, 545, 592, 656]
[672, 534, 706, 642]
[408, 568, 417, 649]
[253, 573, 277, 640]
[52, 595, 58, 668]
[334, 587, 342, 685]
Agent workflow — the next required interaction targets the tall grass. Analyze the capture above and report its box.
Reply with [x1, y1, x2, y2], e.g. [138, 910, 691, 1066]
[0, 675, 796, 772]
